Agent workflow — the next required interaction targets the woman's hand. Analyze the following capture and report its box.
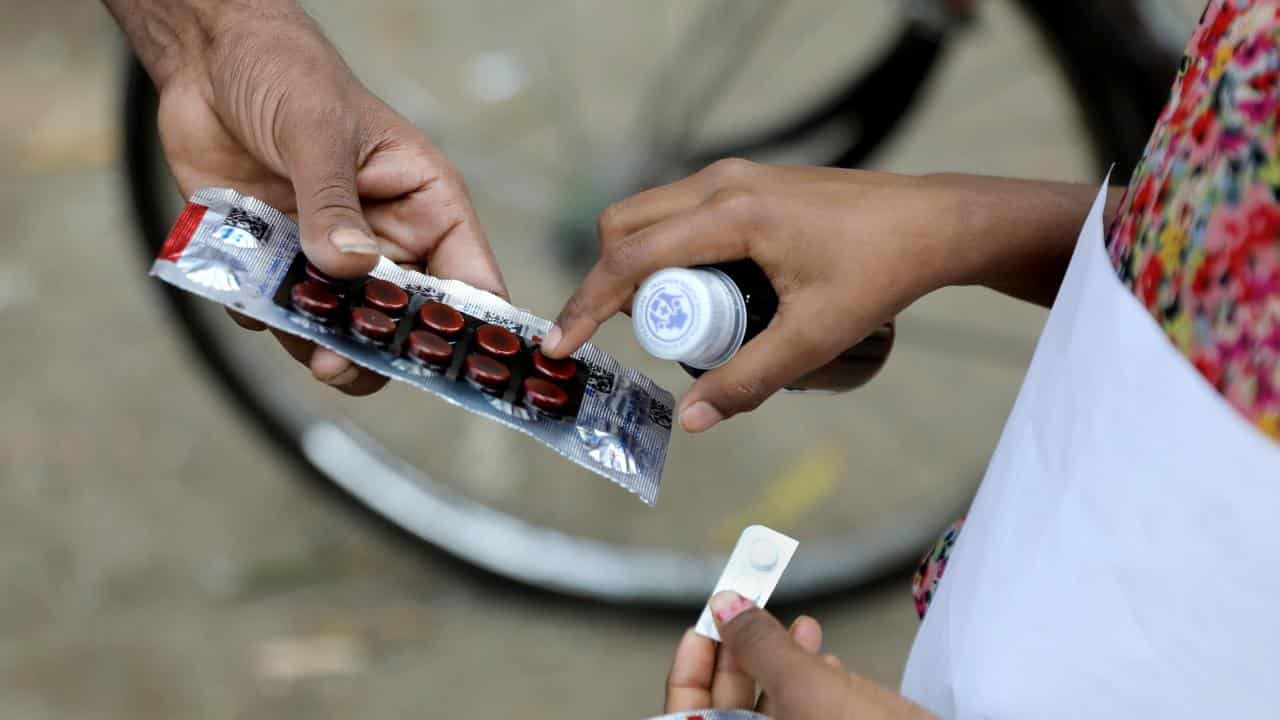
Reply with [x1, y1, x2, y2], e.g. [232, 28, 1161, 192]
[543, 159, 1118, 432]
[664, 591, 936, 720]
[107, 0, 506, 395]
[542, 160, 955, 431]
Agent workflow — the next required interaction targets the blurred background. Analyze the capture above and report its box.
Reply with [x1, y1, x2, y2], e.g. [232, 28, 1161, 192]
[1, 1, 1194, 717]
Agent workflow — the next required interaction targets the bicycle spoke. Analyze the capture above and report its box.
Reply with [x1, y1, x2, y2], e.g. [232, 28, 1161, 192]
[639, 0, 790, 165]
[542, 2, 595, 183]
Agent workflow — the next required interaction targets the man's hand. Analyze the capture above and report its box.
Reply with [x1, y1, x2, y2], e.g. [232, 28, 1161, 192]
[664, 591, 936, 720]
[105, 0, 506, 394]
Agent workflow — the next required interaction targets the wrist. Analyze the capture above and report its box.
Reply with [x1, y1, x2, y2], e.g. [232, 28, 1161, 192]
[106, 0, 307, 90]
[900, 172, 977, 297]
[915, 173, 1105, 306]
[913, 172, 996, 290]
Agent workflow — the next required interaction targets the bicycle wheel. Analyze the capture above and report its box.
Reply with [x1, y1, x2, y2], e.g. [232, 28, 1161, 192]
[123, 0, 1190, 605]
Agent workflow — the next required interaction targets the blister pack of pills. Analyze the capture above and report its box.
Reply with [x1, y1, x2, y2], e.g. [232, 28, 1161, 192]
[639, 528, 798, 720]
[695, 525, 799, 641]
[149, 187, 674, 505]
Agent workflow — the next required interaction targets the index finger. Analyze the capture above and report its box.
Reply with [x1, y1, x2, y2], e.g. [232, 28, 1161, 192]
[710, 643, 757, 709]
[413, 200, 507, 300]
[544, 199, 755, 358]
[358, 144, 509, 300]
[665, 628, 716, 713]
[597, 167, 717, 241]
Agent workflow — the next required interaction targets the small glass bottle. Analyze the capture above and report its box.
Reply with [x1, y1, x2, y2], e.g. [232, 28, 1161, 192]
[631, 260, 893, 392]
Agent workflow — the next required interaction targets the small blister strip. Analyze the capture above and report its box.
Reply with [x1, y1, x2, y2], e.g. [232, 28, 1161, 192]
[695, 525, 798, 641]
[149, 188, 673, 505]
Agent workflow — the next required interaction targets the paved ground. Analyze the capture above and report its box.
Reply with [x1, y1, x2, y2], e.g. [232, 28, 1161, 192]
[0, 2, 1100, 717]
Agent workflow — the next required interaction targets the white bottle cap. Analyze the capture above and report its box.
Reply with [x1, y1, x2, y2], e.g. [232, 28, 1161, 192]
[632, 267, 748, 370]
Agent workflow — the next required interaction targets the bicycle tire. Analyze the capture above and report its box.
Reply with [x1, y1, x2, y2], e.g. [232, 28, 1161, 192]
[121, 0, 1180, 606]
[1016, 0, 1179, 180]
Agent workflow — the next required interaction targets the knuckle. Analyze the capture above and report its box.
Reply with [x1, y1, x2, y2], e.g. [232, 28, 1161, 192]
[307, 178, 360, 216]
[436, 160, 471, 196]
[724, 376, 770, 412]
[596, 202, 630, 241]
[706, 157, 756, 181]
[663, 666, 685, 692]
[438, 177, 474, 209]
[707, 188, 762, 226]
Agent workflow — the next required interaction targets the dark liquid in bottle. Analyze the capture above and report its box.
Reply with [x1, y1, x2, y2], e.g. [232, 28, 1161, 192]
[679, 260, 894, 393]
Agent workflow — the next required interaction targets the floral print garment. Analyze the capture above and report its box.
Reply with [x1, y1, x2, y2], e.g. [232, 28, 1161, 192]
[915, 0, 1280, 619]
[911, 519, 962, 619]
[1109, 0, 1280, 440]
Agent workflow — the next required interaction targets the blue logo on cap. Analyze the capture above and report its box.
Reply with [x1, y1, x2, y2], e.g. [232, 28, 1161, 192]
[644, 284, 694, 343]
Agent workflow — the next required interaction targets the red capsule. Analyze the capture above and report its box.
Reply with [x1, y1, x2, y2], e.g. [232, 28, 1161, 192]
[523, 377, 571, 414]
[305, 262, 342, 288]
[406, 330, 454, 367]
[476, 324, 521, 359]
[350, 307, 396, 344]
[531, 349, 578, 383]
[363, 279, 409, 317]
[464, 353, 510, 389]
[417, 301, 466, 338]
[291, 280, 340, 321]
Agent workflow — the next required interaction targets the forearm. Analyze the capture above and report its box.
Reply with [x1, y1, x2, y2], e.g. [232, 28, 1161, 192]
[102, 0, 307, 88]
[926, 174, 1127, 307]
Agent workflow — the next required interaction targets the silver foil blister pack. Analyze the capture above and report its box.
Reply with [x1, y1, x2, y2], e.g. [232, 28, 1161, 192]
[150, 187, 673, 505]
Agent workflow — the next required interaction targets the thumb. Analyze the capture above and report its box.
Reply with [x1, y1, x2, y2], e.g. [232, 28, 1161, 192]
[288, 130, 380, 279]
[679, 307, 840, 433]
[710, 592, 843, 720]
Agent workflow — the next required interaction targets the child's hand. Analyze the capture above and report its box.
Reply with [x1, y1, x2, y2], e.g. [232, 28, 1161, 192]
[664, 591, 936, 719]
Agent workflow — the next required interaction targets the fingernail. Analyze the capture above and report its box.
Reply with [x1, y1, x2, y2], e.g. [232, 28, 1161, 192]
[680, 401, 724, 433]
[710, 591, 753, 625]
[330, 227, 379, 255]
[321, 365, 360, 387]
[542, 324, 563, 355]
